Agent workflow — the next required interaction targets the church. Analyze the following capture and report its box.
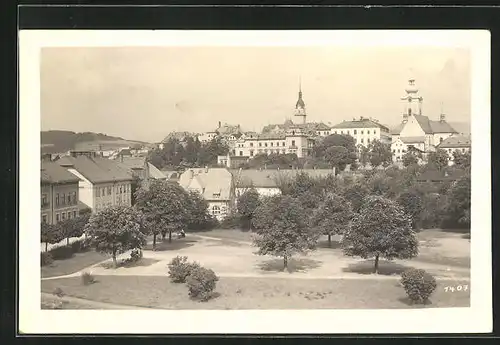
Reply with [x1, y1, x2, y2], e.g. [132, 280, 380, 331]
[390, 77, 458, 162]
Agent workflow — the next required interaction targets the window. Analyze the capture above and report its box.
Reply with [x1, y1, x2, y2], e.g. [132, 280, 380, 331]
[42, 215, 47, 223]
[55, 193, 60, 206]
[250, 142, 253, 147]
[341, 131, 343, 134]
[212, 205, 221, 215]
[41, 194, 48, 207]
[250, 150, 254, 156]
[270, 142, 273, 147]
[282, 142, 285, 146]
[73, 211, 77, 218]
[120, 186, 123, 194]
[393, 149, 396, 153]
[67, 194, 71, 204]
[265, 143, 268, 147]
[354, 130, 357, 135]
[61, 193, 66, 205]
[361, 138, 364, 143]
[56, 214, 60, 222]
[368, 130, 370, 135]
[62, 213, 66, 221]
[96, 188, 100, 197]
[367, 138, 371, 143]
[347, 130, 350, 135]
[373, 130, 377, 135]
[361, 130, 364, 135]
[239, 151, 243, 156]
[68, 212, 72, 219]
[462, 148, 466, 153]
[73, 192, 77, 204]
[107, 187, 112, 195]
[440, 137, 444, 143]
[291, 140, 296, 147]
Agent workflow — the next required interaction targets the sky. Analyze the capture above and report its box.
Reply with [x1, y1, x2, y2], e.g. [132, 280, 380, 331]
[40, 46, 470, 143]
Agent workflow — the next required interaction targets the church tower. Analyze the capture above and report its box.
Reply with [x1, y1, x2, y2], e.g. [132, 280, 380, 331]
[400, 76, 423, 123]
[294, 77, 307, 124]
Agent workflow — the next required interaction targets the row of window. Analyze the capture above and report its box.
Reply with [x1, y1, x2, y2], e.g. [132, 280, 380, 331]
[95, 184, 130, 197]
[51, 192, 77, 207]
[95, 195, 130, 210]
[357, 138, 372, 144]
[333, 129, 377, 136]
[211, 205, 227, 215]
[44, 210, 78, 224]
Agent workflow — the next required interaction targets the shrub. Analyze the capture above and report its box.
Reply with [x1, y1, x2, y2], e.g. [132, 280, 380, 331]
[186, 266, 219, 301]
[130, 248, 143, 262]
[49, 245, 74, 260]
[41, 252, 53, 266]
[219, 213, 243, 229]
[400, 268, 437, 304]
[52, 287, 65, 297]
[81, 272, 96, 285]
[167, 256, 200, 283]
[71, 239, 84, 253]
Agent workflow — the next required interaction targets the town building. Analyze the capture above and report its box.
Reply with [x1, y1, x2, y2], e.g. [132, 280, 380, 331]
[56, 155, 134, 213]
[330, 117, 391, 147]
[231, 168, 336, 199]
[41, 161, 80, 225]
[390, 77, 458, 162]
[112, 156, 167, 183]
[178, 167, 234, 220]
[436, 134, 471, 165]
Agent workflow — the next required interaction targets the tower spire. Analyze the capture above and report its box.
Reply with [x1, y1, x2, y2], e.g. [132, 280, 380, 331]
[294, 76, 307, 124]
[440, 101, 446, 122]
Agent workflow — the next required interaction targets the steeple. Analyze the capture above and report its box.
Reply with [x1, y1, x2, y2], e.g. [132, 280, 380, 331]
[401, 73, 423, 121]
[294, 76, 307, 124]
[440, 102, 446, 122]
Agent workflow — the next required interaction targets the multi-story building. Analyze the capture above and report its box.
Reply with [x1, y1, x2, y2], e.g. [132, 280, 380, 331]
[56, 155, 134, 213]
[390, 77, 458, 162]
[178, 167, 234, 220]
[436, 134, 471, 165]
[330, 117, 391, 147]
[41, 161, 80, 225]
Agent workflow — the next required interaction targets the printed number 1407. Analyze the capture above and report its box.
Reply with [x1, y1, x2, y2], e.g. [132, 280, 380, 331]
[444, 285, 468, 292]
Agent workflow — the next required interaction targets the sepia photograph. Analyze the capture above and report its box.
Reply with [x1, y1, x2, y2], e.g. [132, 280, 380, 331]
[18, 30, 491, 334]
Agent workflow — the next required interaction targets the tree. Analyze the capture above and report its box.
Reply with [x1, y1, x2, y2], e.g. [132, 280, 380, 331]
[341, 180, 370, 213]
[41, 222, 60, 252]
[84, 206, 147, 267]
[311, 193, 353, 247]
[237, 188, 261, 230]
[427, 149, 449, 171]
[313, 134, 357, 171]
[358, 144, 370, 168]
[252, 195, 320, 270]
[397, 189, 424, 230]
[453, 150, 471, 170]
[186, 190, 213, 230]
[342, 195, 419, 274]
[402, 151, 419, 167]
[134, 180, 191, 249]
[443, 173, 471, 228]
[368, 140, 392, 168]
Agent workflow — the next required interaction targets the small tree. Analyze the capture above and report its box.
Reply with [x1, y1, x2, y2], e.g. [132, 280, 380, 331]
[236, 188, 261, 230]
[402, 151, 419, 167]
[443, 173, 471, 228]
[342, 195, 419, 274]
[252, 195, 319, 270]
[311, 193, 353, 247]
[427, 149, 449, 171]
[368, 140, 392, 168]
[453, 150, 471, 170]
[40, 222, 58, 252]
[396, 189, 424, 230]
[84, 206, 147, 267]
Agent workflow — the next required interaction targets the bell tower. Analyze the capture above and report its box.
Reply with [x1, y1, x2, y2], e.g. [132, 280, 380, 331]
[294, 77, 307, 124]
[400, 75, 423, 122]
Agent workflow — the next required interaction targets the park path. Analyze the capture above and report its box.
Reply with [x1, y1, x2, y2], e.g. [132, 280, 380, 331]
[41, 292, 153, 310]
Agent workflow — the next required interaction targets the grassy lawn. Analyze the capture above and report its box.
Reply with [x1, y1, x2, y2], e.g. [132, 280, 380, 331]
[41, 251, 109, 278]
[41, 296, 98, 309]
[41, 275, 470, 310]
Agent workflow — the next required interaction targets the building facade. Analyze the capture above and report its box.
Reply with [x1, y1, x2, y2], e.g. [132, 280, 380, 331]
[56, 156, 134, 213]
[390, 77, 458, 162]
[178, 167, 234, 220]
[436, 134, 471, 165]
[330, 117, 391, 147]
[41, 161, 80, 225]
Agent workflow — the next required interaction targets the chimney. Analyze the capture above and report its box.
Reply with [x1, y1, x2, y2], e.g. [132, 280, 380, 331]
[218, 121, 221, 128]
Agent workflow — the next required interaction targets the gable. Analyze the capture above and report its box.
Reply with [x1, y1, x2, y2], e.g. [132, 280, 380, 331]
[400, 116, 426, 137]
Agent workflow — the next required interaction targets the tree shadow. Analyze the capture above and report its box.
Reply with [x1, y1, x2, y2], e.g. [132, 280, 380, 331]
[342, 260, 413, 276]
[398, 296, 433, 307]
[256, 257, 323, 273]
[99, 258, 160, 269]
[143, 239, 197, 252]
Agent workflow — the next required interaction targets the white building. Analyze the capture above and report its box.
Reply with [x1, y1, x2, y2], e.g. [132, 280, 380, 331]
[436, 134, 471, 165]
[330, 117, 391, 147]
[178, 167, 234, 221]
[56, 155, 134, 213]
[390, 77, 458, 162]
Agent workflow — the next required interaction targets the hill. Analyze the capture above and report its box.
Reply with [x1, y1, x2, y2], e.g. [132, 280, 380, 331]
[41, 130, 148, 154]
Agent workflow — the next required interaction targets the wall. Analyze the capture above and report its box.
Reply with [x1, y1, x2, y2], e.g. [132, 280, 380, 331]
[68, 168, 94, 210]
[208, 200, 230, 220]
[330, 126, 387, 147]
[93, 180, 133, 212]
[399, 116, 426, 138]
[41, 181, 79, 225]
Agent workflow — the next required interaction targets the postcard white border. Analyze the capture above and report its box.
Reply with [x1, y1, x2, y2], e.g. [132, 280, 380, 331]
[19, 30, 491, 334]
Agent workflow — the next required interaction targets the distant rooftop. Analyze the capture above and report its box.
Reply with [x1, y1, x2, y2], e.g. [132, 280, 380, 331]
[41, 161, 80, 184]
[437, 134, 471, 148]
[56, 156, 134, 184]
